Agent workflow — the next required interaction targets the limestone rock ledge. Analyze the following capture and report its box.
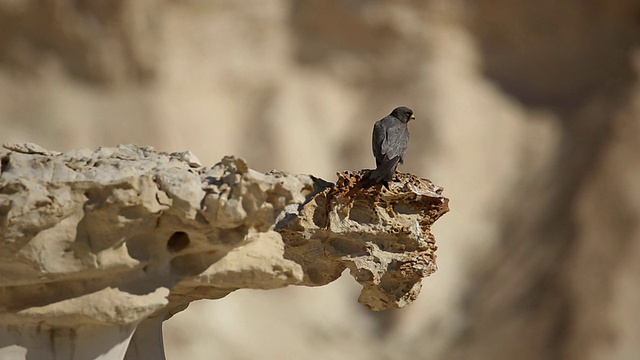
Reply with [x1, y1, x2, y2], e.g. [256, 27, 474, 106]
[0, 143, 449, 360]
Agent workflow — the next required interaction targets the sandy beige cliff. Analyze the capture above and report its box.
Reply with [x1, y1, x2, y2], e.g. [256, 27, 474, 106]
[2, 1, 640, 359]
[0, 143, 448, 360]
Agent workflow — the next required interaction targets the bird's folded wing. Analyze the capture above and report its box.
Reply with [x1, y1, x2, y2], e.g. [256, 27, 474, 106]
[382, 123, 409, 161]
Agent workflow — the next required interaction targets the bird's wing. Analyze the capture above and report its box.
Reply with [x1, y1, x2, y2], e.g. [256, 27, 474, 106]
[372, 120, 386, 165]
[381, 121, 409, 161]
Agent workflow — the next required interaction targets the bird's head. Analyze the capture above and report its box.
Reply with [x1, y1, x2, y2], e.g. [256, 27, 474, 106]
[391, 106, 415, 123]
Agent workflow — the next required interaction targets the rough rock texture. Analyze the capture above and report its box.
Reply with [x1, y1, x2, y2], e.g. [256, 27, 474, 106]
[278, 171, 445, 311]
[0, 143, 448, 359]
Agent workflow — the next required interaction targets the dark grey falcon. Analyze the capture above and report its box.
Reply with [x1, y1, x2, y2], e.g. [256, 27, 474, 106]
[369, 106, 415, 184]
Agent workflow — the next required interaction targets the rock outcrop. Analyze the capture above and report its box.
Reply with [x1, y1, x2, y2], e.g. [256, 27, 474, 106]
[0, 143, 448, 360]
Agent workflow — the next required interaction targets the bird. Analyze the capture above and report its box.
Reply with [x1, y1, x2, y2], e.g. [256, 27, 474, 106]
[369, 106, 414, 185]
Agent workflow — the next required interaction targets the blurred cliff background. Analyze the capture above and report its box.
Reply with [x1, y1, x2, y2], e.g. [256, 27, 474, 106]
[2, 0, 640, 359]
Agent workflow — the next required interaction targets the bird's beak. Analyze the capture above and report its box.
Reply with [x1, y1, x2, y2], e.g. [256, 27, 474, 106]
[410, 114, 416, 121]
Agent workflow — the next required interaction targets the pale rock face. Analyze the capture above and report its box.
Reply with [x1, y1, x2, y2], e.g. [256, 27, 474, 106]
[0, 143, 448, 359]
[2, 1, 640, 359]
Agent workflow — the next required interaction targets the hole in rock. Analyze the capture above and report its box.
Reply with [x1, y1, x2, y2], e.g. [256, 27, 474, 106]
[167, 231, 190, 253]
[1, 155, 9, 173]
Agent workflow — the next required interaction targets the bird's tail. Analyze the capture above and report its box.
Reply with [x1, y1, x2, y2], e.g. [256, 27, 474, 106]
[369, 157, 400, 183]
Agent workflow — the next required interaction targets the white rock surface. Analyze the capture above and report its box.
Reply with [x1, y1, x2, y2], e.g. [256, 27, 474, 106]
[0, 143, 448, 360]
